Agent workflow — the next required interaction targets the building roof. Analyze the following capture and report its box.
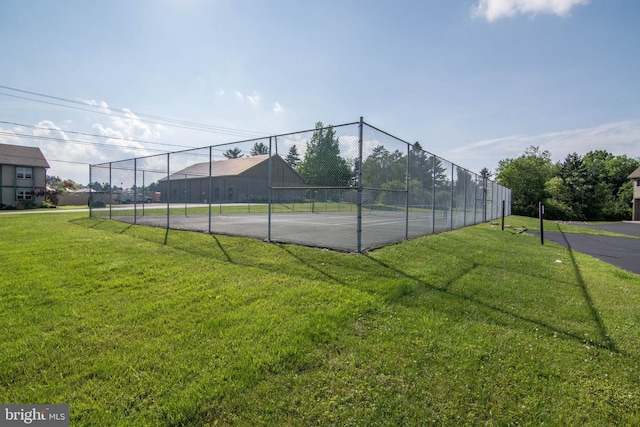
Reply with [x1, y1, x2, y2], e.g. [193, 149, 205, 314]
[0, 143, 50, 168]
[162, 154, 304, 181]
[628, 166, 640, 179]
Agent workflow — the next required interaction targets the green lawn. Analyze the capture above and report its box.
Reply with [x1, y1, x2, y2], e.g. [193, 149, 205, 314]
[1, 213, 638, 426]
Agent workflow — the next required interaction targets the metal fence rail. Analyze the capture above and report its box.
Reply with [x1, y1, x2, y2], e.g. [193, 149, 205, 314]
[89, 118, 511, 252]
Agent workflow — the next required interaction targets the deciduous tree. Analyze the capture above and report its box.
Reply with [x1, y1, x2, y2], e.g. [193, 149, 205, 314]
[495, 146, 553, 217]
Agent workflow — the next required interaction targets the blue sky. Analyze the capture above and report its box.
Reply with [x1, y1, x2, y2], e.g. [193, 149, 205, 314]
[1, 0, 638, 183]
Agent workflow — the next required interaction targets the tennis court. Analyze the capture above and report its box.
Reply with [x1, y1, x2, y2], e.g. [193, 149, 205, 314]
[107, 205, 470, 251]
[90, 120, 511, 251]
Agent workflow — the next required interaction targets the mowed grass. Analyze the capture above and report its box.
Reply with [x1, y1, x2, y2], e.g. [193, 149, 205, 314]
[1, 212, 639, 426]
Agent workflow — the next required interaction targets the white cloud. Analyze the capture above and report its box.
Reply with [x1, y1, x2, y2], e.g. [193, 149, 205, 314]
[82, 99, 110, 113]
[91, 108, 160, 156]
[445, 120, 640, 173]
[246, 92, 260, 106]
[233, 90, 262, 107]
[0, 127, 21, 146]
[472, 0, 590, 22]
[273, 102, 284, 113]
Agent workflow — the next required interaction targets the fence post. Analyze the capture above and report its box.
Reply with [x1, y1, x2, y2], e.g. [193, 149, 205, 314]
[405, 143, 410, 240]
[473, 175, 478, 224]
[357, 117, 364, 253]
[142, 169, 145, 218]
[463, 168, 467, 226]
[184, 174, 188, 217]
[450, 163, 454, 230]
[88, 164, 92, 216]
[208, 146, 212, 234]
[539, 202, 545, 245]
[268, 136, 273, 243]
[166, 153, 170, 230]
[432, 156, 436, 233]
[134, 158, 138, 224]
[109, 162, 112, 220]
[482, 176, 487, 222]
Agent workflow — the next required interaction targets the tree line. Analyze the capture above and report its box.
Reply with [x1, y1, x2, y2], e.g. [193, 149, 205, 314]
[495, 146, 639, 220]
[288, 122, 488, 208]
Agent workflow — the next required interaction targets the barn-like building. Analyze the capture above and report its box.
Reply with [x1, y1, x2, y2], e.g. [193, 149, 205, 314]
[158, 154, 306, 203]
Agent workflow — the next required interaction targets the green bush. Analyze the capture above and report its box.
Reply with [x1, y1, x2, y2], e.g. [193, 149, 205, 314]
[90, 200, 106, 208]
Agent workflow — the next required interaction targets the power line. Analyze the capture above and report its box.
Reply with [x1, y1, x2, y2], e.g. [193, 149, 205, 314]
[46, 159, 90, 166]
[0, 131, 170, 153]
[0, 85, 271, 138]
[0, 120, 191, 150]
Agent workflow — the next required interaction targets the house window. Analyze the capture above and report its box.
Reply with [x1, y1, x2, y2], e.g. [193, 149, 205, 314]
[16, 190, 33, 200]
[16, 167, 33, 179]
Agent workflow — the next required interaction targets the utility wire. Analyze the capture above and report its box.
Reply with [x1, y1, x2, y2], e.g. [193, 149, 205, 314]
[0, 131, 170, 153]
[0, 85, 271, 138]
[0, 120, 191, 150]
[1, 91, 264, 139]
[47, 159, 90, 166]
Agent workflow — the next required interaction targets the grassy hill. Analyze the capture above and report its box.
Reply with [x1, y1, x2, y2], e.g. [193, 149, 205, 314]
[1, 212, 638, 425]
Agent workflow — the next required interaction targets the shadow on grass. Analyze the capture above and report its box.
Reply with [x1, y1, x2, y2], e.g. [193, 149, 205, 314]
[69, 216, 620, 354]
[119, 223, 134, 234]
[70, 218, 107, 228]
[277, 245, 350, 288]
[365, 254, 623, 355]
[212, 234, 233, 264]
[558, 230, 618, 352]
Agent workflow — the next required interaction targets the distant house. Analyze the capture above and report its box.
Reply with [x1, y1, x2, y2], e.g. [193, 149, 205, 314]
[158, 154, 306, 203]
[0, 143, 49, 208]
[629, 166, 640, 221]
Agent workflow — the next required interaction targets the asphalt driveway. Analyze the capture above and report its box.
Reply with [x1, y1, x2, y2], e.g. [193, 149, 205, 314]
[530, 222, 640, 275]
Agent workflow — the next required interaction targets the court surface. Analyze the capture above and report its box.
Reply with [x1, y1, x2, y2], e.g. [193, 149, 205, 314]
[106, 207, 479, 251]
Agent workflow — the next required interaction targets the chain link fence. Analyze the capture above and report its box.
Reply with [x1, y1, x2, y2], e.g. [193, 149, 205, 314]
[90, 119, 511, 252]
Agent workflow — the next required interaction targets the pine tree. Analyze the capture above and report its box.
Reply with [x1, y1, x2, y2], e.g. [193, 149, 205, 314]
[223, 148, 243, 159]
[250, 142, 269, 156]
[298, 122, 351, 186]
[285, 145, 301, 168]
